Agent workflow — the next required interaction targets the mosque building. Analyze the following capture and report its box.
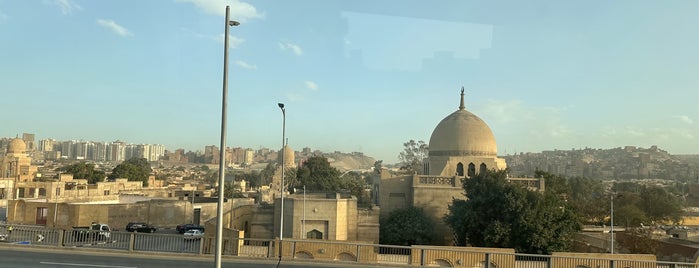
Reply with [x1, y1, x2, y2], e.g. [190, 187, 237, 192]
[380, 89, 543, 245]
[0, 137, 38, 205]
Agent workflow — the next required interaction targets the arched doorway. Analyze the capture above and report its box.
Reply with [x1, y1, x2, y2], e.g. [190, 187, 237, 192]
[456, 163, 464, 176]
[480, 163, 487, 174]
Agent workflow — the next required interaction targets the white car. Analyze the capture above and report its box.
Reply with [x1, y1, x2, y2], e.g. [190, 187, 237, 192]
[183, 229, 204, 240]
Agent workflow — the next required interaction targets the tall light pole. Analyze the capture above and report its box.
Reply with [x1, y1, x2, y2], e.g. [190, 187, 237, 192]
[610, 193, 615, 254]
[214, 5, 239, 268]
[278, 103, 286, 241]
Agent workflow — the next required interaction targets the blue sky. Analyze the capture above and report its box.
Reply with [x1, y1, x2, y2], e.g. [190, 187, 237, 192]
[1, 0, 698, 163]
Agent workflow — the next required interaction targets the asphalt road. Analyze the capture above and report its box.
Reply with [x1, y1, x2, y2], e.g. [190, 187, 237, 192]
[0, 245, 389, 268]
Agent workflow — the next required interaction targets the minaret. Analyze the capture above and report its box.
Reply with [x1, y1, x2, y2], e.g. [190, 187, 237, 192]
[459, 86, 465, 110]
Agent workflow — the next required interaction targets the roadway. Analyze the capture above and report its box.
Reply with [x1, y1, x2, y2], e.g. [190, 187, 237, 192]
[0, 245, 390, 268]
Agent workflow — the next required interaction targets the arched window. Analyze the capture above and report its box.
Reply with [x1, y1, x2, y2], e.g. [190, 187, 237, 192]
[456, 163, 464, 176]
[480, 163, 487, 174]
[307, 229, 323, 240]
[467, 163, 476, 177]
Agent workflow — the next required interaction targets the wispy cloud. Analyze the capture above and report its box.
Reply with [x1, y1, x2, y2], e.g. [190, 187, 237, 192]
[305, 81, 318, 91]
[286, 92, 305, 102]
[236, 60, 257, 70]
[279, 42, 303, 56]
[97, 19, 133, 37]
[176, 0, 264, 22]
[48, 0, 82, 15]
[218, 34, 245, 48]
[675, 115, 694, 124]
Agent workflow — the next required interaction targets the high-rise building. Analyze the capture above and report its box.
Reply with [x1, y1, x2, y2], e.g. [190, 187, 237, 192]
[92, 142, 107, 161]
[38, 139, 55, 152]
[107, 141, 126, 162]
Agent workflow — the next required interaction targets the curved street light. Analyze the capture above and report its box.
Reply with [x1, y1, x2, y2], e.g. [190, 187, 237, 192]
[278, 103, 286, 241]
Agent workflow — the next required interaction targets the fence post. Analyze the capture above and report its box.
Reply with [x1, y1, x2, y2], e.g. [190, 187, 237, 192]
[267, 240, 274, 259]
[609, 259, 615, 268]
[484, 253, 491, 268]
[356, 244, 360, 263]
[58, 229, 65, 247]
[128, 233, 135, 251]
[546, 255, 552, 268]
[420, 248, 426, 266]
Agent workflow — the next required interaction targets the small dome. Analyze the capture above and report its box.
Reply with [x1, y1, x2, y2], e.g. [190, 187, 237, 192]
[428, 90, 497, 157]
[7, 138, 27, 154]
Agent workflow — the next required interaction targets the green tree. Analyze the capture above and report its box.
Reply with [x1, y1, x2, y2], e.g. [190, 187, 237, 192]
[293, 156, 371, 207]
[445, 169, 580, 254]
[260, 163, 277, 187]
[398, 140, 428, 174]
[223, 183, 245, 198]
[373, 160, 383, 175]
[568, 176, 608, 225]
[380, 206, 434, 246]
[108, 158, 152, 186]
[639, 186, 682, 224]
[59, 162, 106, 184]
[296, 156, 342, 191]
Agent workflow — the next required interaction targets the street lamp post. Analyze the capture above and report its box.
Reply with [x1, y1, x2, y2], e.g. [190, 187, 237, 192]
[610, 194, 615, 254]
[278, 103, 286, 241]
[303, 185, 306, 239]
[214, 5, 239, 268]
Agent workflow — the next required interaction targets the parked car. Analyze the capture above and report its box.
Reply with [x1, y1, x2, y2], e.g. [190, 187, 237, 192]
[176, 223, 204, 234]
[183, 229, 204, 240]
[125, 222, 157, 233]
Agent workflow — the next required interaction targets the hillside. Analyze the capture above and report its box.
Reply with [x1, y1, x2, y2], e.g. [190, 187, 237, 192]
[504, 145, 699, 181]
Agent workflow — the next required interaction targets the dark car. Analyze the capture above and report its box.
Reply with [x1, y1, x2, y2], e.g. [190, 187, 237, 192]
[176, 223, 204, 234]
[125, 222, 157, 233]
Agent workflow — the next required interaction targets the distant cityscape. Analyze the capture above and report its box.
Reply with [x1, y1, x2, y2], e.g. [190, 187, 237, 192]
[0, 133, 376, 172]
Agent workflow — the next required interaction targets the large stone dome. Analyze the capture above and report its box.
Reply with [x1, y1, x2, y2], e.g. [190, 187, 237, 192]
[428, 90, 497, 157]
[7, 137, 27, 154]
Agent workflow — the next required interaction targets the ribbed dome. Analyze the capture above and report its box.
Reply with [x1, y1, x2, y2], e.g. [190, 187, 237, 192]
[7, 138, 27, 154]
[428, 90, 497, 157]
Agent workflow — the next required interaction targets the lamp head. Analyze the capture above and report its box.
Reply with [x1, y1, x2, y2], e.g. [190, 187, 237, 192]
[278, 103, 285, 109]
[229, 20, 240, 26]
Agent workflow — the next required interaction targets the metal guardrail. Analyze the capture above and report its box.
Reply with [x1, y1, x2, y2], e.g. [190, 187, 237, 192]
[1, 224, 698, 267]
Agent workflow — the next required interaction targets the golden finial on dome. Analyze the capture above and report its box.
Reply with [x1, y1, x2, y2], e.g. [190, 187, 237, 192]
[459, 86, 465, 110]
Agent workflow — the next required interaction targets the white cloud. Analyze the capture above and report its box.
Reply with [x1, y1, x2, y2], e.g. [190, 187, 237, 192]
[175, 0, 264, 22]
[218, 34, 245, 48]
[236, 60, 257, 70]
[97, 19, 133, 37]
[286, 93, 305, 102]
[675, 115, 694, 124]
[305, 81, 318, 91]
[279, 42, 303, 56]
[48, 0, 82, 15]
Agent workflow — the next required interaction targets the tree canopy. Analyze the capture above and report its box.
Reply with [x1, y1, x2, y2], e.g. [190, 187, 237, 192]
[58, 162, 106, 184]
[380, 206, 434, 246]
[293, 156, 370, 207]
[611, 183, 683, 226]
[108, 157, 152, 186]
[536, 170, 608, 225]
[445, 169, 580, 254]
[398, 140, 428, 174]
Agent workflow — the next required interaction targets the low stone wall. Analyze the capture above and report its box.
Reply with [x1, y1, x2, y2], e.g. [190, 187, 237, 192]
[551, 252, 656, 268]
